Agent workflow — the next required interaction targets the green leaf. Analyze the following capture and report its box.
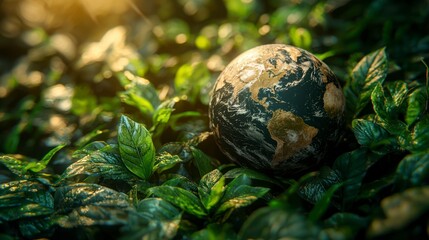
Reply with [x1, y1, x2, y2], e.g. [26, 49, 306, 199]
[153, 153, 183, 174]
[191, 223, 238, 240]
[61, 144, 136, 181]
[129, 198, 181, 240]
[308, 182, 343, 222]
[344, 47, 388, 118]
[0, 180, 54, 223]
[151, 98, 178, 140]
[406, 86, 427, 126]
[118, 115, 155, 180]
[323, 213, 368, 240]
[191, 146, 216, 177]
[147, 186, 206, 218]
[23, 144, 66, 173]
[408, 115, 429, 153]
[368, 186, 429, 238]
[216, 174, 269, 215]
[385, 81, 408, 109]
[396, 152, 429, 187]
[174, 63, 210, 104]
[224, 167, 283, 188]
[239, 207, 321, 239]
[333, 149, 379, 208]
[352, 119, 398, 154]
[19, 217, 55, 239]
[162, 175, 198, 193]
[198, 169, 225, 211]
[298, 166, 341, 205]
[0, 155, 28, 176]
[55, 183, 132, 227]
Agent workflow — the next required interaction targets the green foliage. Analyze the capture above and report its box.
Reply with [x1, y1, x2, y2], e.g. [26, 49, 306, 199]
[1, 0, 429, 239]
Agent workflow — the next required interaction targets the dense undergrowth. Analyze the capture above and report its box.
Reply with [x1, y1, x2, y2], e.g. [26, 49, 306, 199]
[1, 0, 429, 239]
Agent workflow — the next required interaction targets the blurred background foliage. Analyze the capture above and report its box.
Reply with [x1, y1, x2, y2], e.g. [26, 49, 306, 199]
[0, 0, 428, 159]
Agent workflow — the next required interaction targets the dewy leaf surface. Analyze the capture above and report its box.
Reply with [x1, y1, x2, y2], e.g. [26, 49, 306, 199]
[345, 47, 388, 118]
[118, 115, 155, 180]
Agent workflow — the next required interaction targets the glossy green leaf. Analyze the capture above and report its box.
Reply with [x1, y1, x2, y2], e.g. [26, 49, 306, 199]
[162, 175, 198, 193]
[198, 169, 225, 211]
[131, 198, 181, 240]
[352, 119, 398, 154]
[23, 144, 66, 173]
[118, 115, 155, 180]
[0, 180, 54, 223]
[191, 146, 216, 177]
[406, 86, 427, 126]
[385, 81, 408, 108]
[298, 166, 341, 205]
[396, 152, 429, 187]
[147, 186, 206, 218]
[344, 47, 388, 118]
[153, 153, 183, 174]
[55, 183, 132, 227]
[61, 144, 136, 181]
[151, 98, 177, 139]
[0, 155, 28, 176]
[224, 167, 283, 188]
[216, 174, 269, 215]
[239, 207, 321, 239]
[368, 186, 429, 238]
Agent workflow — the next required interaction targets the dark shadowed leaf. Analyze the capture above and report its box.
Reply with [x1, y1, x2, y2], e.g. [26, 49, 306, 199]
[344, 47, 388, 118]
[368, 186, 429, 238]
[118, 115, 155, 180]
[408, 115, 429, 153]
[54, 183, 132, 228]
[61, 144, 136, 181]
[191, 223, 238, 240]
[198, 169, 225, 211]
[239, 207, 321, 240]
[333, 149, 380, 208]
[19, 217, 55, 239]
[161, 174, 199, 193]
[308, 182, 343, 222]
[298, 166, 341, 205]
[396, 152, 429, 187]
[323, 213, 368, 240]
[224, 167, 283, 188]
[147, 185, 206, 218]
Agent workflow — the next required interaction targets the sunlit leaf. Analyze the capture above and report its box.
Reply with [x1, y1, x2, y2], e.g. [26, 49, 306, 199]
[147, 186, 206, 218]
[55, 183, 132, 228]
[174, 63, 211, 104]
[216, 174, 269, 215]
[24, 144, 66, 173]
[344, 47, 387, 118]
[408, 115, 429, 153]
[153, 153, 183, 174]
[198, 169, 225, 211]
[368, 186, 429, 238]
[0, 155, 28, 176]
[62, 144, 136, 181]
[118, 115, 155, 180]
[239, 207, 321, 239]
[406, 86, 427, 126]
